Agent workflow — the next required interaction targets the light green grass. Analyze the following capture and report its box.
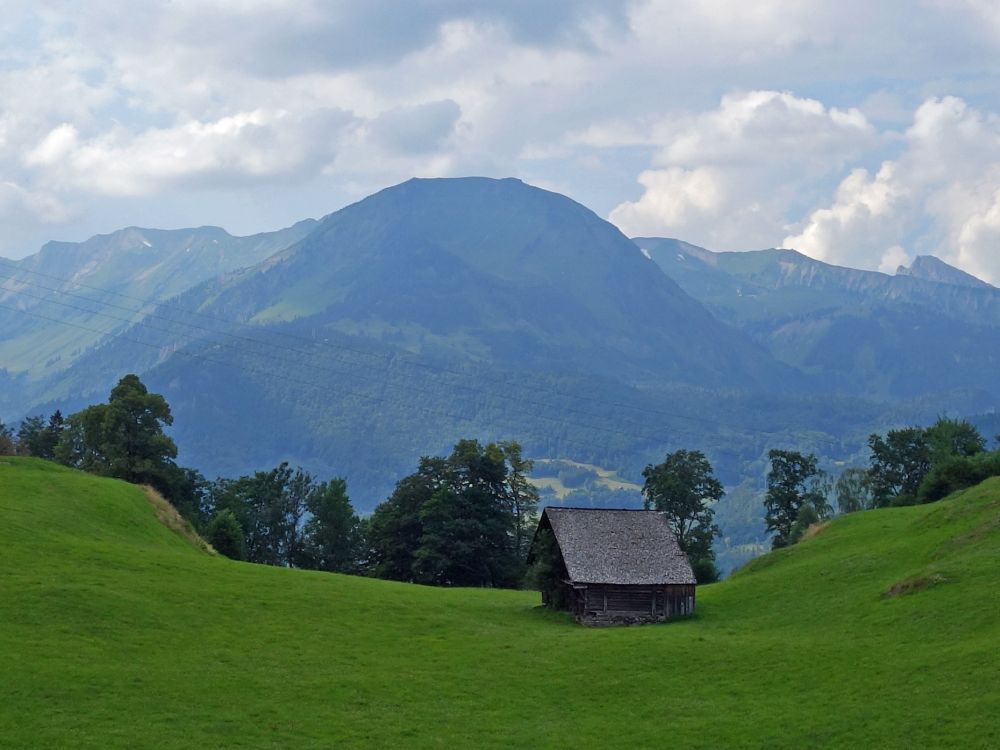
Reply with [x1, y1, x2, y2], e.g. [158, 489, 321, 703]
[1, 457, 998, 748]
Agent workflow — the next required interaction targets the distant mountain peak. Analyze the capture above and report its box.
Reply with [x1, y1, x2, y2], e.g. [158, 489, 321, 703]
[896, 255, 993, 289]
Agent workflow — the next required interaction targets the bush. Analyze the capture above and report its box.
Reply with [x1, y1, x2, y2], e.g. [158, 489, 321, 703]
[917, 451, 1000, 504]
[690, 557, 720, 584]
[204, 510, 246, 560]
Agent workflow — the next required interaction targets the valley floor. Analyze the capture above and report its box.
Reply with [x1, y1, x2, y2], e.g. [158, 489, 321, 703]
[1, 458, 998, 748]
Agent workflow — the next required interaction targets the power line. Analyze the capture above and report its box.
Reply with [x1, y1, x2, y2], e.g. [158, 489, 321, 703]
[0, 260, 841, 451]
[0, 257, 745, 431]
[0, 301, 696, 455]
[0, 282, 681, 443]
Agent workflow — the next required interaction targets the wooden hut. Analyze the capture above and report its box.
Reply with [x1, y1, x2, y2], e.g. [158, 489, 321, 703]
[528, 507, 696, 626]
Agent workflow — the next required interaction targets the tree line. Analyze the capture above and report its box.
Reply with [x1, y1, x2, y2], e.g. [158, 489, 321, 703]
[760, 417, 1000, 549]
[8, 375, 991, 583]
[1, 374, 541, 584]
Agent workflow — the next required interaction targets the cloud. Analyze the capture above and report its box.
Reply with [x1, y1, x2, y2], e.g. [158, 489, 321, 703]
[2, 0, 1000, 273]
[24, 109, 355, 195]
[608, 90, 875, 247]
[368, 100, 461, 155]
[781, 162, 911, 272]
[783, 96, 1000, 283]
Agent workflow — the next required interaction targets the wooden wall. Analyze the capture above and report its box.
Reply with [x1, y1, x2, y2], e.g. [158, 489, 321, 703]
[571, 583, 695, 626]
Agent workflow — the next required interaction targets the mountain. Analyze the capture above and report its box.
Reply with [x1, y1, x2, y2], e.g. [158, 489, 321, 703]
[4, 180, 998, 574]
[635, 237, 1000, 400]
[0, 221, 316, 383]
[17, 178, 832, 511]
[897, 255, 994, 289]
[178, 178, 793, 387]
[4, 457, 999, 747]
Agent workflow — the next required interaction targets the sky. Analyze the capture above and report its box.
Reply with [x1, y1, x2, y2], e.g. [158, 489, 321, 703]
[2, 1, 1000, 282]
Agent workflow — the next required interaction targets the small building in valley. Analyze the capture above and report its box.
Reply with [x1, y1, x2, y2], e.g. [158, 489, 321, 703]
[527, 507, 696, 626]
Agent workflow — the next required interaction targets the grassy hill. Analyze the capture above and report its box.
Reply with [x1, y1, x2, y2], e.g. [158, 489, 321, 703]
[2, 458, 998, 748]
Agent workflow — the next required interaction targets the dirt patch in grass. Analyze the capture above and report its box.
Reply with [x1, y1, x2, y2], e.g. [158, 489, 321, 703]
[800, 521, 831, 542]
[141, 485, 216, 556]
[882, 573, 950, 598]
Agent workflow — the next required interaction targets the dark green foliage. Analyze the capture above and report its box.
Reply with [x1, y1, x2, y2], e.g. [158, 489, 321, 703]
[867, 428, 931, 506]
[556, 465, 595, 488]
[17, 411, 64, 459]
[16, 416, 46, 456]
[642, 449, 723, 582]
[54, 404, 109, 473]
[524, 527, 571, 608]
[152, 465, 209, 526]
[788, 502, 821, 545]
[0, 420, 14, 455]
[55, 375, 178, 487]
[367, 467, 435, 581]
[916, 451, 1000, 504]
[102, 374, 178, 484]
[209, 463, 311, 567]
[300, 478, 362, 573]
[208, 463, 362, 572]
[499, 440, 539, 561]
[689, 556, 721, 584]
[204, 510, 246, 560]
[368, 439, 525, 588]
[926, 417, 986, 464]
[764, 450, 826, 549]
[868, 418, 988, 506]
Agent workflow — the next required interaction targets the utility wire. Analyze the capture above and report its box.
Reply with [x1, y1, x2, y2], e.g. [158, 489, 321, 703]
[0, 260, 840, 450]
[0, 257, 752, 431]
[0, 300, 702, 455]
[0, 282, 683, 443]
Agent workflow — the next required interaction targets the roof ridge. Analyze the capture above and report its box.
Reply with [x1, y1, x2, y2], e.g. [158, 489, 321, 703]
[545, 506, 659, 512]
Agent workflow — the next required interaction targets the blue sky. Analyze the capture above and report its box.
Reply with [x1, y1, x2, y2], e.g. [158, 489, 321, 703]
[2, 1, 1000, 281]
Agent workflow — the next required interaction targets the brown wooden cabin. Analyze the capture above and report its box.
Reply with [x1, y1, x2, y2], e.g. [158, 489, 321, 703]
[528, 507, 696, 626]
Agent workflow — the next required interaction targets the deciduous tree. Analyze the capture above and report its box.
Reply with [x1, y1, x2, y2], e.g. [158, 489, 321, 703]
[641, 449, 722, 582]
[764, 449, 826, 549]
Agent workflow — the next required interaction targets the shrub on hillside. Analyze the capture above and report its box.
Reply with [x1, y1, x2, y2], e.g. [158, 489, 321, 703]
[205, 510, 246, 561]
[917, 451, 1000, 504]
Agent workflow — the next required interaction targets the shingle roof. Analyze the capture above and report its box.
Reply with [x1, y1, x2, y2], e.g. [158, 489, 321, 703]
[542, 507, 696, 586]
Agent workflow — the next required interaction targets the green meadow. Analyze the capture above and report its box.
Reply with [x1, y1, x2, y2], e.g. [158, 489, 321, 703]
[1, 457, 998, 748]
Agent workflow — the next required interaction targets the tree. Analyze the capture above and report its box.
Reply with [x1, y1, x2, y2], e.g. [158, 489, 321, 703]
[16, 416, 47, 457]
[55, 405, 110, 472]
[210, 463, 311, 567]
[204, 510, 246, 560]
[866, 418, 984, 507]
[499, 440, 539, 562]
[787, 502, 821, 545]
[54, 375, 178, 486]
[642, 449, 722, 582]
[300, 477, 361, 573]
[368, 439, 522, 588]
[925, 417, 985, 464]
[524, 527, 570, 609]
[101, 374, 178, 484]
[764, 449, 825, 549]
[0, 420, 14, 456]
[835, 467, 873, 514]
[867, 428, 931, 506]
[367, 462, 440, 580]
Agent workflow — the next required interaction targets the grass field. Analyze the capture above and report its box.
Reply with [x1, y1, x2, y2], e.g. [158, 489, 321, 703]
[2, 457, 998, 748]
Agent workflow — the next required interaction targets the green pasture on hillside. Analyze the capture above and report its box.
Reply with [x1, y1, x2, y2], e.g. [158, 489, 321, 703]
[1, 458, 998, 748]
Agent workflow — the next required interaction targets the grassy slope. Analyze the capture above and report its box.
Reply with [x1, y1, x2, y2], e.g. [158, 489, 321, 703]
[1, 458, 998, 749]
